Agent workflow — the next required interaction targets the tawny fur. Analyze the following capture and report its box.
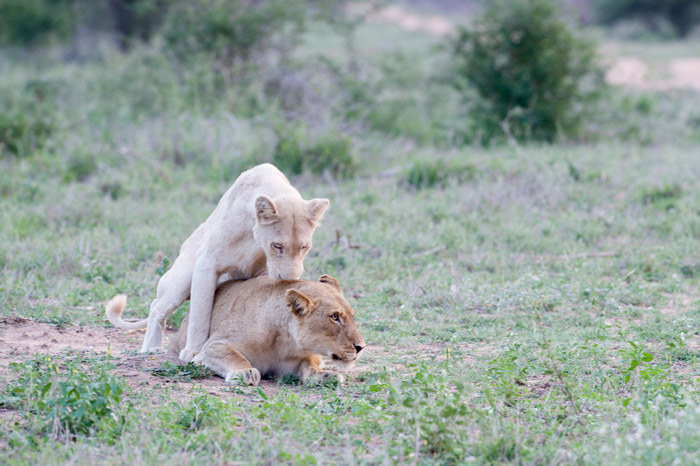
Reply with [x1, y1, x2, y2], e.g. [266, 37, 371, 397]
[110, 163, 329, 362]
[167, 275, 366, 386]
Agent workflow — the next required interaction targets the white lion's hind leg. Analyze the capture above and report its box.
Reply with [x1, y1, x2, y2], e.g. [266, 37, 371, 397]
[140, 267, 192, 353]
[180, 259, 218, 361]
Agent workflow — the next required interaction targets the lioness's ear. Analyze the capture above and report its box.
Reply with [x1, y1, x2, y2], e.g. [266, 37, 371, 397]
[306, 198, 329, 223]
[255, 195, 279, 225]
[286, 289, 318, 318]
[319, 275, 342, 293]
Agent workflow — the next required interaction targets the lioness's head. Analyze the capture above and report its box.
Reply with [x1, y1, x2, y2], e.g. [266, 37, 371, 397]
[286, 275, 365, 370]
[253, 195, 329, 280]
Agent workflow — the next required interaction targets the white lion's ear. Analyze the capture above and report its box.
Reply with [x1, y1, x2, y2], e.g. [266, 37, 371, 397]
[286, 289, 318, 318]
[306, 198, 329, 223]
[255, 195, 279, 225]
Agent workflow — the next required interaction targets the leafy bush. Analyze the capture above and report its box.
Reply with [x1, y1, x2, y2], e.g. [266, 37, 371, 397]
[595, 0, 700, 38]
[3, 354, 127, 439]
[0, 0, 76, 46]
[406, 158, 477, 189]
[448, 0, 601, 143]
[110, 0, 169, 50]
[160, 0, 305, 69]
[370, 363, 471, 462]
[273, 126, 356, 179]
[0, 82, 59, 157]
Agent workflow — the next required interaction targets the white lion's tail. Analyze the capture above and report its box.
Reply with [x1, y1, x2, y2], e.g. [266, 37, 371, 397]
[105, 295, 148, 330]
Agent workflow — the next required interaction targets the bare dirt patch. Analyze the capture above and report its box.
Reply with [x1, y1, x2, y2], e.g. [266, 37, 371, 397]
[606, 57, 700, 91]
[0, 318, 280, 403]
[0, 319, 490, 403]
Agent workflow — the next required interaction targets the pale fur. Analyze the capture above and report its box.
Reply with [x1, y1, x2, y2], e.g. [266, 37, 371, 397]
[109, 164, 329, 361]
[166, 275, 366, 386]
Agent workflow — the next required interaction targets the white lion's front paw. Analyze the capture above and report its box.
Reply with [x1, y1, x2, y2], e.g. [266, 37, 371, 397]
[179, 347, 198, 362]
[225, 368, 261, 386]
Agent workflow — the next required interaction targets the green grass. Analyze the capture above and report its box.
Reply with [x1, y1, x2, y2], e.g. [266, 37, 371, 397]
[2, 13, 700, 465]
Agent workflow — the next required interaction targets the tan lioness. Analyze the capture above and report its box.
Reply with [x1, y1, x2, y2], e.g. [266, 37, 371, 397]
[107, 275, 365, 385]
[111, 163, 329, 362]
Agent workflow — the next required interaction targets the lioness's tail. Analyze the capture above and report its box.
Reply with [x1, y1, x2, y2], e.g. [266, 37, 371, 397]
[105, 295, 148, 330]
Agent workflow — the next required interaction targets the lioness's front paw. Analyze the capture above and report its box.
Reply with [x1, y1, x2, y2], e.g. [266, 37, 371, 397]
[225, 368, 261, 386]
[140, 346, 166, 354]
[178, 347, 198, 363]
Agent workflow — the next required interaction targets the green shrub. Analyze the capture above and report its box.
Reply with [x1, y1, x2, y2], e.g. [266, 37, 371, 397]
[595, 0, 700, 38]
[448, 0, 601, 143]
[160, 0, 305, 69]
[0, 82, 59, 157]
[273, 126, 356, 179]
[110, 0, 169, 50]
[3, 354, 127, 439]
[0, 0, 76, 46]
[406, 158, 477, 189]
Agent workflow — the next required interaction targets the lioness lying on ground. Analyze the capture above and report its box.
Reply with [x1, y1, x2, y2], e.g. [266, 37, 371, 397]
[106, 275, 365, 385]
[115, 163, 329, 362]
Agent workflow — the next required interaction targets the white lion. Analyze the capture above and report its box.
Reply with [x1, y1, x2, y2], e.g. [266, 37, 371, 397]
[116, 163, 329, 361]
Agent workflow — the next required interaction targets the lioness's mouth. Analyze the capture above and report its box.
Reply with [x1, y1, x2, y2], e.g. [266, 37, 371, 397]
[332, 354, 342, 361]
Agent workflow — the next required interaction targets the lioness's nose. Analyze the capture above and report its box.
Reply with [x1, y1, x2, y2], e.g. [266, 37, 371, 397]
[353, 343, 364, 354]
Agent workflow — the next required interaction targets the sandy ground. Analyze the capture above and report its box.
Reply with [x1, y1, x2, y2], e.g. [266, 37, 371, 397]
[356, 2, 700, 91]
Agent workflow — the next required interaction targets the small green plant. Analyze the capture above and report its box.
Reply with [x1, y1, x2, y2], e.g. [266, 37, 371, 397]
[388, 364, 470, 461]
[447, 0, 601, 143]
[406, 158, 477, 189]
[273, 127, 356, 179]
[639, 183, 682, 210]
[619, 341, 682, 408]
[0, 84, 58, 157]
[484, 346, 531, 408]
[0, 0, 75, 46]
[155, 255, 171, 277]
[150, 361, 214, 381]
[3, 354, 127, 439]
[160, 0, 305, 69]
[156, 394, 230, 432]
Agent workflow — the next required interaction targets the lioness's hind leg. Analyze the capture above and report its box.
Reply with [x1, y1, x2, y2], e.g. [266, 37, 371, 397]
[194, 341, 261, 386]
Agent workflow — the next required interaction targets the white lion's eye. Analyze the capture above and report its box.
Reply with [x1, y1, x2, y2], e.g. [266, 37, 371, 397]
[330, 313, 340, 322]
[272, 243, 283, 253]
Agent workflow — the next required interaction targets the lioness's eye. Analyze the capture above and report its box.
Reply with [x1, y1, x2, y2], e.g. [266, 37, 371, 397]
[272, 243, 283, 252]
[330, 313, 340, 322]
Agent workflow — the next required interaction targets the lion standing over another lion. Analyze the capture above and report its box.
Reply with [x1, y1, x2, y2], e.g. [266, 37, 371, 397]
[110, 163, 329, 363]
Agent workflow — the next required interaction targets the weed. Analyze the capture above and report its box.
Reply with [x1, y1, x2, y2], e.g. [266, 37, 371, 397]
[3, 353, 128, 440]
[149, 361, 214, 382]
[273, 126, 356, 179]
[0, 85, 57, 157]
[639, 183, 683, 209]
[406, 158, 477, 189]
